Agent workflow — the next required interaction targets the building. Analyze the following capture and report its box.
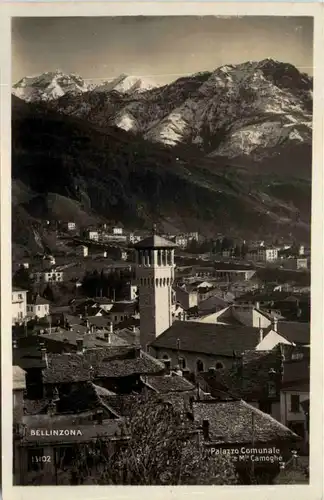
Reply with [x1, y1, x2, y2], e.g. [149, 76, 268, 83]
[75, 245, 89, 257]
[32, 269, 64, 284]
[174, 235, 188, 248]
[214, 269, 256, 282]
[27, 295, 50, 319]
[247, 247, 278, 262]
[62, 221, 76, 232]
[13, 365, 26, 410]
[296, 258, 308, 270]
[12, 287, 28, 324]
[112, 226, 123, 235]
[134, 228, 177, 348]
[279, 355, 310, 449]
[174, 285, 198, 310]
[85, 230, 99, 241]
[150, 321, 276, 374]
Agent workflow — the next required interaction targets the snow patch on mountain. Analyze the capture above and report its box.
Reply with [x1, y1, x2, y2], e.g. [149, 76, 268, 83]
[12, 70, 89, 102]
[115, 112, 136, 131]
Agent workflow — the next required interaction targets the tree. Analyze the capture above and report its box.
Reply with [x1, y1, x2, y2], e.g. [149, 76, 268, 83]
[66, 397, 238, 486]
[13, 267, 32, 291]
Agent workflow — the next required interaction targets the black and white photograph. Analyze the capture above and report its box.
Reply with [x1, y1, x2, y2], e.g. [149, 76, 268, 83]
[3, 4, 322, 493]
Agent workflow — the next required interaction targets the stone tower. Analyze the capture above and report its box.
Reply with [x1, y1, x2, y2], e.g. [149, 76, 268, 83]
[134, 226, 176, 349]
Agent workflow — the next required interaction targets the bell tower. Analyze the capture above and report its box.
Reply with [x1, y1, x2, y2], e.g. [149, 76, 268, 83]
[134, 226, 176, 349]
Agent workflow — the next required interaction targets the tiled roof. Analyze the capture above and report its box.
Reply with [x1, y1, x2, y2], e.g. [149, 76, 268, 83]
[142, 374, 195, 394]
[151, 321, 262, 356]
[275, 321, 310, 345]
[109, 301, 137, 314]
[134, 234, 176, 249]
[56, 382, 119, 417]
[39, 329, 128, 348]
[95, 352, 165, 378]
[29, 295, 50, 306]
[192, 400, 299, 445]
[41, 348, 165, 383]
[23, 399, 50, 415]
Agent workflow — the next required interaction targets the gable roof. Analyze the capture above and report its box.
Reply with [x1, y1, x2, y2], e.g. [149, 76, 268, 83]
[134, 234, 176, 249]
[192, 400, 300, 445]
[151, 321, 263, 357]
[275, 321, 310, 345]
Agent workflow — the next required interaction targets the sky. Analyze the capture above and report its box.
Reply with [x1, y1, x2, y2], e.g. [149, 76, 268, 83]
[12, 16, 313, 84]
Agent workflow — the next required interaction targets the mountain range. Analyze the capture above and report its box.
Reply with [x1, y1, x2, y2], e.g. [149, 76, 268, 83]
[11, 59, 312, 257]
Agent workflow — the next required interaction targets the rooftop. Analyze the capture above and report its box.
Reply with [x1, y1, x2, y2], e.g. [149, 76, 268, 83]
[192, 400, 300, 445]
[275, 321, 310, 345]
[151, 321, 264, 357]
[142, 373, 195, 394]
[134, 234, 177, 249]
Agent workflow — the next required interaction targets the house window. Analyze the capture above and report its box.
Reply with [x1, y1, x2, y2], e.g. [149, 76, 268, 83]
[290, 394, 301, 413]
[267, 381, 277, 398]
[18, 294, 23, 300]
[196, 359, 204, 372]
[162, 354, 170, 360]
[178, 357, 186, 369]
[38, 306, 41, 311]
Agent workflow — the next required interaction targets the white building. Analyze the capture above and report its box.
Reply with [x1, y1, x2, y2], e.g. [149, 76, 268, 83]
[112, 227, 123, 235]
[27, 295, 50, 318]
[62, 221, 76, 231]
[12, 287, 28, 324]
[86, 231, 99, 241]
[247, 247, 278, 262]
[134, 231, 177, 347]
[32, 269, 64, 283]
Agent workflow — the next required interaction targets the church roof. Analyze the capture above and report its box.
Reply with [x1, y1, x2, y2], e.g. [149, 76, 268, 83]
[134, 234, 177, 249]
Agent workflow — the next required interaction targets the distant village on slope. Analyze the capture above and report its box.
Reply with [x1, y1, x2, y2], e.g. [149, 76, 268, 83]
[12, 220, 310, 485]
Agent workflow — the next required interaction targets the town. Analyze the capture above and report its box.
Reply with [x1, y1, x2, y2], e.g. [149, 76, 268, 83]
[12, 220, 310, 485]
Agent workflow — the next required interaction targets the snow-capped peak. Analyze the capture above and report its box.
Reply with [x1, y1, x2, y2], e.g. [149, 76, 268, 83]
[93, 74, 159, 94]
[12, 70, 90, 102]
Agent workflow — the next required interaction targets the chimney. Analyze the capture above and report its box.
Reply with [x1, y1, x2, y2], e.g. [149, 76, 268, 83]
[134, 346, 141, 358]
[76, 338, 84, 354]
[163, 359, 171, 376]
[47, 401, 56, 417]
[202, 419, 210, 441]
[273, 317, 278, 332]
[96, 410, 103, 425]
[40, 344, 48, 366]
[132, 325, 136, 333]
[108, 322, 113, 333]
[104, 332, 111, 344]
[259, 328, 264, 343]
[255, 301, 260, 310]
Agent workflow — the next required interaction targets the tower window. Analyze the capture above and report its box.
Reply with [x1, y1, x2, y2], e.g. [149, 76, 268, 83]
[163, 278, 166, 286]
[160, 278, 163, 286]
[156, 278, 159, 287]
